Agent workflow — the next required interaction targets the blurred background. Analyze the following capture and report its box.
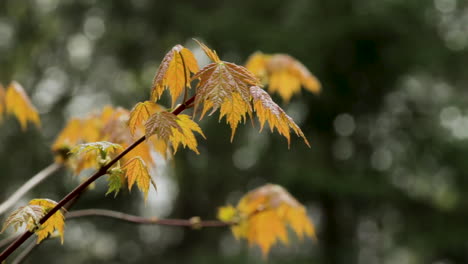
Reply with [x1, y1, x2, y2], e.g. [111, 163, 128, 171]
[1, 0, 468, 263]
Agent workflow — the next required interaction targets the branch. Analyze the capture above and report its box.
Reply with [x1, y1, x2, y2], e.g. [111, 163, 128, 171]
[0, 96, 196, 262]
[0, 163, 62, 216]
[66, 209, 231, 227]
[0, 236, 18, 249]
[11, 240, 38, 264]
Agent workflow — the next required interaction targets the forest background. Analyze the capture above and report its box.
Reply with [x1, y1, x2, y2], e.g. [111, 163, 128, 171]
[1, 0, 467, 263]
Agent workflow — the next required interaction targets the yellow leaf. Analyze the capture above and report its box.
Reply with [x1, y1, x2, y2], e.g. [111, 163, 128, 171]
[244, 52, 270, 84]
[217, 205, 237, 222]
[52, 118, 83, 153]
[151, 45, 199, 106]
[170, 114, 205, 154]
[122, 157, 152, 200]
[269, 70, 301, 103]
[224, 184, 315, 257]
[128, 101, 164, 136]
[245, 53, 321, 102]
[146, 112, 205, 154]
[29, 199, 65, 244]
[219, 92, 252, 141]
[5, 81, 41, 130]
[250, 86, 310, 148]
[193, 39, 221, 63]
[124, 142, 154, 166]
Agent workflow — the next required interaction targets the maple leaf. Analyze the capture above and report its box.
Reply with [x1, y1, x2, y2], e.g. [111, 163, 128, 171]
[193, 39, 221, 63]
[106, 167, 125, 197]
[151, 45, 199, 106]
[51, 118, 83, 154]
[122, 157, 152, 200]
[69, 141, 123, 170]
[28, 199, 65, 244]
[2, 199, 66, 244]
[250, 86, 310, 148]
[192, 41, 259, 139]
[170, 114, 206, 154]
[145, 112, 205, 154]
[5, 81, 41, 130]
[246, 52, 321, 102]
[69, 141, 123, 157]
[128, 101, 164, 136]
[218, 184, 315, 257]
[1, 204, 44, 233]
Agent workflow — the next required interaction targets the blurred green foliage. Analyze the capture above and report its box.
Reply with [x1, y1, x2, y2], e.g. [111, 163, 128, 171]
[1, 0, 468, 263]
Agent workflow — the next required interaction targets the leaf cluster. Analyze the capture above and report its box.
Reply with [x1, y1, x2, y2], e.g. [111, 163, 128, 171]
[218, 184, 315, 256]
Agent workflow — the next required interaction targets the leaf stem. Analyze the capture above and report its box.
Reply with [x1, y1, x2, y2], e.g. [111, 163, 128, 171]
[0, 95, 196, 262]
[66, 209, 230, 227]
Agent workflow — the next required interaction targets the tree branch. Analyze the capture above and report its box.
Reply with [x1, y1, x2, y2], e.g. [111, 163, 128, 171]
[0, 163, 62, 216]
[0, 236, 18, 249]
[11, 239, 38, 264]
[66, 209, 231, 227]
[0, 96, 196, 261]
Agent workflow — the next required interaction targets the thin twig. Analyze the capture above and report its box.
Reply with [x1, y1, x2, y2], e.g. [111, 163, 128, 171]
[0, 236, 18, 249]
[11, 239, 38, 264]
[0, 163, 62, 216]
[0, 96, 196, 262]
[66, 209, 231, 227]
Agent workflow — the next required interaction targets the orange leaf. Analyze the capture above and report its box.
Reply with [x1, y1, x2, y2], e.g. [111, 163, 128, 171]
[193, 61, 258, 118]
[145, 112, 205, 154]
[193, 39, 221, 63]
[145, 111, 181, 143]
[191, 43, 260, 140]
[122, 157, 152, 200]
[219, 184, 315, 257]
[5, 81, 41, 130]
[151, 45, 199, 106]
[128, 101, 164, 136]
[250, 86, 310, 148]
[52, 106, 170, 175]
[245, 53, 321, 102]
[29, 199, 65, 244]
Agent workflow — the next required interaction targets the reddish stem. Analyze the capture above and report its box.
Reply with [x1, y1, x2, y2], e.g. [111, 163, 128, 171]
[66, 209, 230, 227]
[0, 96, 196, 261]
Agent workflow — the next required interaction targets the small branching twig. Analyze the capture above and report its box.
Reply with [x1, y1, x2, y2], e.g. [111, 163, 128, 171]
[0, 163, 62, 216]
[66, 209, 231, 227]
[11, 239, 38, 264]
[0, 236, 18, 249]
